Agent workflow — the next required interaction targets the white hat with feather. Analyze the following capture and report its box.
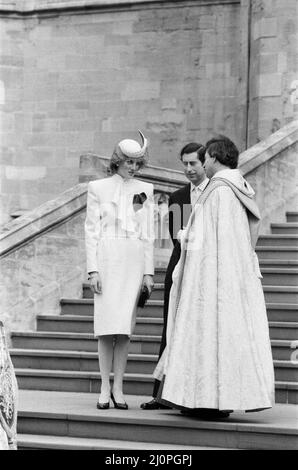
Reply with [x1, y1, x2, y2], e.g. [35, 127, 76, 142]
[111, 130, 149, 168]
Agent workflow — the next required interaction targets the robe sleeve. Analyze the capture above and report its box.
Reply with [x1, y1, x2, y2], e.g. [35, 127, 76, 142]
[85, 181, 100, 274]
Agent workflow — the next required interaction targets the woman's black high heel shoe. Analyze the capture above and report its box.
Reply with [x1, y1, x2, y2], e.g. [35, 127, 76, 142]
[96, 401, 110, 410]
[96, 392, 110, 410]
[111, 392, 128, 410]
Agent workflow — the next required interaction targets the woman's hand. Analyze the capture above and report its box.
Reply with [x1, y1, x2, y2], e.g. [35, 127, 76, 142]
[89, 272, 102, 295]
[142, 274, 154, 296]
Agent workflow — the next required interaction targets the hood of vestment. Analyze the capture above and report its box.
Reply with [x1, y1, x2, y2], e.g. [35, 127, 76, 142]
[211, 169, 261, 221]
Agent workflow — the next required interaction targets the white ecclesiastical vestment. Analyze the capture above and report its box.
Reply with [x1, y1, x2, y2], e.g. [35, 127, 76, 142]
[154, 169, 275, 412]
[85, 173, 154, 337]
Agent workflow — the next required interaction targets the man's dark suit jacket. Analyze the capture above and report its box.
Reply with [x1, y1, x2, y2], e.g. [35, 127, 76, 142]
[153, 183, 191, 397]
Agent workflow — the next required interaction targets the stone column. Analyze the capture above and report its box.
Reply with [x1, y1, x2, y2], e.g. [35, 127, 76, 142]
[247, 0, 298, 145]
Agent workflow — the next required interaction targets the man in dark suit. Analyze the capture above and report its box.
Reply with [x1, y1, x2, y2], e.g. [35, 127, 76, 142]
[141, 142, 209, 409]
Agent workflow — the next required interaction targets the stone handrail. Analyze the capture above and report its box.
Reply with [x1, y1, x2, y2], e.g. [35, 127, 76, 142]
[239, 120, 298, 174]
[0, 183, 88, 257]
[240, 120, 298, 232]
[0, 0, 238, 13]
[0, 0, 170, 11]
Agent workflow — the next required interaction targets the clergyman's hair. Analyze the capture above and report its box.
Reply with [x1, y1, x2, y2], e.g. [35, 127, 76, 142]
[205, 135, 239, 169]
[179, 142, 206, 165]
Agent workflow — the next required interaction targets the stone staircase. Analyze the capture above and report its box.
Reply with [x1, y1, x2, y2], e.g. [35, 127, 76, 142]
[11, 212, 298, 450]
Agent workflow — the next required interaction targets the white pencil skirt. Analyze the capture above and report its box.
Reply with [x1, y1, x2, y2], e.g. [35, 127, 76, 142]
[94, 238, 144, 337]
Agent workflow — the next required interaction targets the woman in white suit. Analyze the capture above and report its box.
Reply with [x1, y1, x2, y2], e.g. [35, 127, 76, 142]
[85, 131, 154, 410]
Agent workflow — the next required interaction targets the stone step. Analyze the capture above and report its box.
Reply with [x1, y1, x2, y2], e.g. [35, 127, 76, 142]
[11, 331, 161, 354]
[269, 322, 298, 340]
[36, 315, 163, 336]
[271, 223, 298, 235]
[14, 360, 298, 394]
[154, 268, 166, 283]
[274, 361, 298, 383]
[61, 287, 298, 316]
[15, 368, 154, 395]
[60, 298, 164, 317]
[263, 286, 298, 304]
[12, 316, 297, 353]
[259, 260, 298, 269]
[83, 283, 165, 301]
[60, 300, 298, 323]
[266, 303, 298, 323]
[286, 212, 298, 223]
[274, 381, 298, 404]
[109, 262, 298, 279]
[17, 390, 298, 449]
[10, 336, 297, 370]
[11, 350, 158, 375]
[271, 340, 298, 361]
[261, 269, 298, 286]
[36, 313, 298, 341]
[82, 268, 298, 298]
[256, 235, 298, 247]
[256, 246, 298, 260]
[17, 434, 212, 451]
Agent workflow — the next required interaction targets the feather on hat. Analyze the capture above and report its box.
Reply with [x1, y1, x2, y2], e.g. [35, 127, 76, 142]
[111, 130, 149, 166]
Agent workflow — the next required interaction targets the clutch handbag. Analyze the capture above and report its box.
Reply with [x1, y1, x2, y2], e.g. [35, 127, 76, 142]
[0, 321, 18, 446]
[137, 285, 150, 308]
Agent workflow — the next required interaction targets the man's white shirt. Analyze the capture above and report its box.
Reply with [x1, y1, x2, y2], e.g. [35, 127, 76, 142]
[190, 178, 209, 208]
[177, 177, 209, 243]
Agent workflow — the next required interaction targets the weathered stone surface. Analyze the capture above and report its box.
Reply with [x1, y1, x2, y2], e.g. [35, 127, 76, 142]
[240, 120, 298, 233]
[248, 0, 298, 145]
[0, 0, 243, 224]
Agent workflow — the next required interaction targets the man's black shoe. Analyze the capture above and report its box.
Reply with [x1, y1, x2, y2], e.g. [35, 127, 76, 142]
[140, 398, 170, 410]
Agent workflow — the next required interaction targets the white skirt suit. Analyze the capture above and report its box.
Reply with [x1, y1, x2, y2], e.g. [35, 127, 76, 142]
[85, 173, 155, 337]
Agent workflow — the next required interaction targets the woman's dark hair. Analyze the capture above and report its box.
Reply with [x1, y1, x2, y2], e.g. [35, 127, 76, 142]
[109, 144, 147, 175]
[180, 142, 206, 164]
[205, 135, 239, 169]
[109, 159, 145, 175]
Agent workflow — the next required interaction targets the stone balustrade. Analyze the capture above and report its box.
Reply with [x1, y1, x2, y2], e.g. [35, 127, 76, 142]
[240, 120, 298, 233]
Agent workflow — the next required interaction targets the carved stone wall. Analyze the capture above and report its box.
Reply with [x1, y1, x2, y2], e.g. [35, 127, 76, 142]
[248, 0, 298, 145]
[0, 0, 243, 225]
[0, 210, 86, 340]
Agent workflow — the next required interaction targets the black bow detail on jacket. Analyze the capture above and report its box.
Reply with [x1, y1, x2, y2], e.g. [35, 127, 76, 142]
[133, 192, 147, 212]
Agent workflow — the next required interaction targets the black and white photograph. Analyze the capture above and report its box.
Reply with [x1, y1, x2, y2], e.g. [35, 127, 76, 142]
[0, 0, 297, 453]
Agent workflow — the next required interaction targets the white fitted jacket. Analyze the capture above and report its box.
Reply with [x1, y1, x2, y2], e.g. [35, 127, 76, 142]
[85, 174, 155, 275]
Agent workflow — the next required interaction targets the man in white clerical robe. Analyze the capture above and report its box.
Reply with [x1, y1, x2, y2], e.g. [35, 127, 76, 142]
[154, 136, 275, 418]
